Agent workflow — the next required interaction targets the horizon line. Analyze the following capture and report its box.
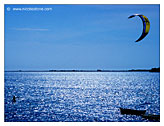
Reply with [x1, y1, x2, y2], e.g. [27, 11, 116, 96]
[4, 67, 160, 72]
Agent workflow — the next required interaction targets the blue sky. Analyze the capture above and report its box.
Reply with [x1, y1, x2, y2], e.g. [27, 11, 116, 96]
[5, 4, 160, 70]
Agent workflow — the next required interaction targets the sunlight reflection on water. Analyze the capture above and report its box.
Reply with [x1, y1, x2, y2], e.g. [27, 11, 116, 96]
[5, 72, 160, 122]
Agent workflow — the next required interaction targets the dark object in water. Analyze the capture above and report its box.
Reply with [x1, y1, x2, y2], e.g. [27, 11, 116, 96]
[120, 108, 146, 115]
[12, 96, 16, 103]
[142, 114, 160, 121]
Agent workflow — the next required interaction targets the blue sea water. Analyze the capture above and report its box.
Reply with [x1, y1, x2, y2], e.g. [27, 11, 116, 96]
[4, 72, 160, 122]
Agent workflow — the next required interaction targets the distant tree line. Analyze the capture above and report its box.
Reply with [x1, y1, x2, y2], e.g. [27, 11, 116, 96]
[149, 67, 160, 72]
[5, 67, 160, 72]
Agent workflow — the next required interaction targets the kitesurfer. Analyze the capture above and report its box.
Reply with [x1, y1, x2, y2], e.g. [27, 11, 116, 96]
[13, 96, 16, 103]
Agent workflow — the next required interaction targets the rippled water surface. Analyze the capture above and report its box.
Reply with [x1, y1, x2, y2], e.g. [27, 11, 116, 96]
[5, 72, 160, 122]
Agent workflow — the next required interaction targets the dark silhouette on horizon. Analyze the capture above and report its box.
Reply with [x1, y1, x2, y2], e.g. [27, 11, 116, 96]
[5, 67, 160, 73]
[149, 67, 160, 72]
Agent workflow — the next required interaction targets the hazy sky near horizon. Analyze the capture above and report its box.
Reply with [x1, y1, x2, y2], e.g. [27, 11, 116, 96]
[5, 4, 160, 70]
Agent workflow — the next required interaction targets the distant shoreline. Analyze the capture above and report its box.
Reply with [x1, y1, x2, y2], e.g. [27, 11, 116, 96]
[5, 68, 160, 73]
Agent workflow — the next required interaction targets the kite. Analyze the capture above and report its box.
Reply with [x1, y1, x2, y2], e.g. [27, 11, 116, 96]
[128, 14, 150, 42]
